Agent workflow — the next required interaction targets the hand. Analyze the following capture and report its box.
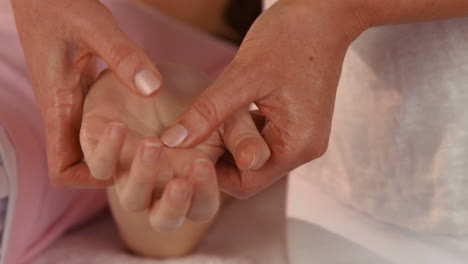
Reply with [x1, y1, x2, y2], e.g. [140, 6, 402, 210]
[160, 0, 368, 198]
[11, 0, 163, 188]
[80, 64, 267, 231]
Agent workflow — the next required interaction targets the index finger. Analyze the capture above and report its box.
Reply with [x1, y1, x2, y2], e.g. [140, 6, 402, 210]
[160, 61, 260, 149]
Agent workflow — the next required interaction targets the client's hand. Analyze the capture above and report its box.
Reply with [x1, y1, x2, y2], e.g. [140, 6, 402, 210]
[80, 64, 245, 232]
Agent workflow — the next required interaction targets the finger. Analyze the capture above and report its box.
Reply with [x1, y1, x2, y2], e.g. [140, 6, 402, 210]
[216, 154, 290, 199]
[216, 118, 325, 199]
[80, 4, 163, 97]
[160, 63, 259, 148]
[86, 122, 127, 180]
[149, 178, 194, 232]
[43, 51, 114, 188]
[119, 138, 165, 212]
[186, 159, 220, 222]
[221, 109, 270, 170]
[56, 163, 114, 188]
[249, 109, 268, 131]
[46, 105, 114, 188]
[216, 120, 294, 199]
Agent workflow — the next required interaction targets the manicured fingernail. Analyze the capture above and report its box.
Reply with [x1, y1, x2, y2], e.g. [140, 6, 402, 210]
[194, 159, 211, 181]
[248, 148, 270, 170]
[134, 69, 161, 96]
[142, 141, 162, 163]
[109, 122, 126, 140]
[161, 124, 188, 147]
[170, 182, 190, 202]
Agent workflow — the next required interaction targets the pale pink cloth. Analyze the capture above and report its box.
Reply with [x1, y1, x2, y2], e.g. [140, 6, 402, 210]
[0, 0, 237, 263]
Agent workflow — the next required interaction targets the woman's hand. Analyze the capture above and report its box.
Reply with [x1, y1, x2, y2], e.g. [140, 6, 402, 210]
[80, 64, 268, 231]
[161, 0, 468, 199]
[10, 0, 162, 188]
[160, 0, 368, 198]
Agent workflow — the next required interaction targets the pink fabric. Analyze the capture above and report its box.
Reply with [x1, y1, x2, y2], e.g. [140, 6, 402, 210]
[0, 0, 237, 263]
[0, 3, 108, 264]
[100, 0, 238, 79]
[0, 42, 108, 264]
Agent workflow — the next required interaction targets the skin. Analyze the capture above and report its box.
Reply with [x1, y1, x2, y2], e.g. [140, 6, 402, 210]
[161, 0, 468, 198]
[9, 0, 266, 190]
[80, 64, 261, 230]
[107, 187, 227, 257]
[80, 64, 235, 255]
[10, 0, 468, 206]
[10, 0, 163, 188]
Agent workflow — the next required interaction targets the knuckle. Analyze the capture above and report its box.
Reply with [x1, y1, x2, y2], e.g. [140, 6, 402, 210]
[106, 43, 138, 71]
[191, 97, 222, 128]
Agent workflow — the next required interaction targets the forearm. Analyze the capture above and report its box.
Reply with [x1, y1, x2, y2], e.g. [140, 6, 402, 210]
[360, 0, 468, 25]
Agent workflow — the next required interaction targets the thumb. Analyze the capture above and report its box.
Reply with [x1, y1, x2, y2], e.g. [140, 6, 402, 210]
[161, 67, 255, 148]
[81, 8, 162, 97]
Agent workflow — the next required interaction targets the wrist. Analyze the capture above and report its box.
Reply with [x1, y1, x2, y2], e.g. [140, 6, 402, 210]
[281, 0, 370, 48]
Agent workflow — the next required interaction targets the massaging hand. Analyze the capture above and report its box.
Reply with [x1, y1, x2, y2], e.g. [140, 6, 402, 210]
[161, 0, 468, 199]
[160, 0, 367, 198]
[11, 0, 162, 188]
[80, 64, 267, 231]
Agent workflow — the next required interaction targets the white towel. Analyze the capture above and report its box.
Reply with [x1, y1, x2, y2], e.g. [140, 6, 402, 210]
[308, 17, 468, 235]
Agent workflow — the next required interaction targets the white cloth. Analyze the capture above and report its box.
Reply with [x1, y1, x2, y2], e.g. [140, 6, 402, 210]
[264, 0, 468, 235]
[287, 174, 468, 264]
[287, 17, 468, 264]
[308, 17, 468, 235]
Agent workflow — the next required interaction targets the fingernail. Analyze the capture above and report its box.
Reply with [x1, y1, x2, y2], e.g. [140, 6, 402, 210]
[161, 124, 188, 147]
[142, 141, 162, 163]
[110, 122, 126, 140]
[248, 149, 270, 170]
[170, 182, 190, 202]
[194, 159, 211, 181]
[134, 69, 161, 96]
[151, 217, 184, 233]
